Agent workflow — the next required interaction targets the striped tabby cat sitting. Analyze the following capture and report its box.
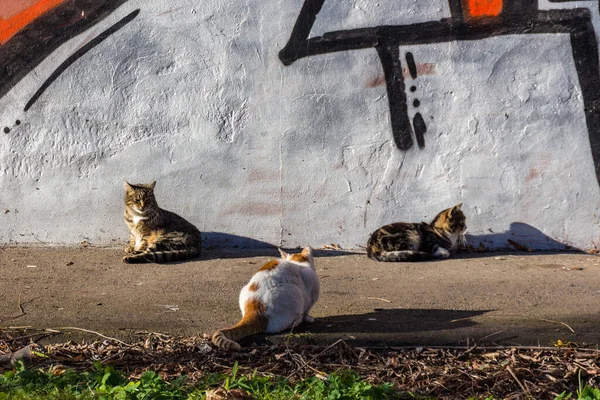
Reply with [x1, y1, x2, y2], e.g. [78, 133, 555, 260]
[123, 181, 201, 263]
[367, 204, 467, 262]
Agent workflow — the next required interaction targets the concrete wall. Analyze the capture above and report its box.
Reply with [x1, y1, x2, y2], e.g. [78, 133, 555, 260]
[2, 0, 600, 250]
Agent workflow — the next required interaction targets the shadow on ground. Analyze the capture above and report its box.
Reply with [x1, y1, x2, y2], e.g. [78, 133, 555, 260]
[242, 308, 491, 347]
[201, 232, 359, 260]
[301, 308, 490, 334]
[201, 223, 579, 261]
[465, 222, 579, 253]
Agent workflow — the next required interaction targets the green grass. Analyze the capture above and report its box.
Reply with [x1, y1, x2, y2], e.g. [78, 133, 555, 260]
[554, 371, 600, 400]
[1, 361, 598, 400]
[0, 361, 413, 399]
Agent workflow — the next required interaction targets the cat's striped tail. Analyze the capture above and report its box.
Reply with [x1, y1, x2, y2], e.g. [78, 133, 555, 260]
[122, 248, 200, 264]
[371, 250, 434, 262]
[212, 300, 269, 351]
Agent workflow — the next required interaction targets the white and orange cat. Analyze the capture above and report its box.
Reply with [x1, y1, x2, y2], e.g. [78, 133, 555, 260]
[212, 247, 320, 351]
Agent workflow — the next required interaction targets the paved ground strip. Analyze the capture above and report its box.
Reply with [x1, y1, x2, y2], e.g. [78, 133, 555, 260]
[0, 246, 598, 347]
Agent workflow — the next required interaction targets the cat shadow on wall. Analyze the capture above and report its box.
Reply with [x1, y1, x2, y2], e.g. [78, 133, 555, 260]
[463, 222, 579, 254]
[201, 232, 359, 260]
[241, 308, 492, 347]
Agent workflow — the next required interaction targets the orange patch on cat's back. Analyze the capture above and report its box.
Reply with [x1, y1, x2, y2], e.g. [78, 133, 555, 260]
[243, 297, 267, 316]
[146, 231, 161, 245]
[248, 282, 259, 292]
[289, 253, 309, 263]
[258, 260, 279, 271]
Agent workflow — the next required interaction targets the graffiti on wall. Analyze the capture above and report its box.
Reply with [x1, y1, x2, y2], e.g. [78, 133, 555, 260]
[0, 0, 138, 125]
[279, 0, 600, 185]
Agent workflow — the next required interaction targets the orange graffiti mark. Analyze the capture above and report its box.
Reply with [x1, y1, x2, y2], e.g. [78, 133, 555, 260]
[0, 1, 39, 19]
[0, 0, 66, 45]
[465, 0, 503, 19]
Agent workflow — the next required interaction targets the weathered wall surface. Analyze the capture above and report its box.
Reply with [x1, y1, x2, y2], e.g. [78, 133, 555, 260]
[1, 0, 600, 250]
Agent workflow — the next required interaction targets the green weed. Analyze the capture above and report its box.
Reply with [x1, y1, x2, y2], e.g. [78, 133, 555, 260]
[555, 370, 600, 400]
[2, 361, 598, 400]
[0, 361, 415, 400]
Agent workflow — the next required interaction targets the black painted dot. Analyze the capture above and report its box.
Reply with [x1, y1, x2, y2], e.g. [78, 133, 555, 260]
[410, 86, 417, 92]
[15, 120, 20, 125]
[413, 99, 421, 107]
[3, 127, 9, 133]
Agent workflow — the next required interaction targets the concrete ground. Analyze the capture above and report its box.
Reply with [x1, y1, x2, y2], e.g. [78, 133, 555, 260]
[0, 246, 599, 348]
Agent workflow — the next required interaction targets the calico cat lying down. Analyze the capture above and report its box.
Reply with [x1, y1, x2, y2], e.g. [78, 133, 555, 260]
[367, 204, 467, 262]
[212, 247, 320, 351]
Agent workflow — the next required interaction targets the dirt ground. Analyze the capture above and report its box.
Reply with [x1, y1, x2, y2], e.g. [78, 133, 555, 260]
[1, 246, 599, 348]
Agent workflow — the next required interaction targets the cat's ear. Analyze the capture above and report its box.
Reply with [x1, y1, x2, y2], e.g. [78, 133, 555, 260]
[301, 246, 313, 258]
[124, 181, 133, 191]
[448, 203, 462, 217]
[278, 248, 289, 259]
[149, 181, 156, 190]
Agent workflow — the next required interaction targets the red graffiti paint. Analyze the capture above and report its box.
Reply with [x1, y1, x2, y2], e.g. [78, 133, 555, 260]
[0, 0, 66, 45]
[464, 0, 503, 19]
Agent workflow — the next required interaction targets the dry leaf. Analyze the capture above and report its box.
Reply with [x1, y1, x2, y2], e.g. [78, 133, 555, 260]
[51, 365, 67, 376]
[508, 239, 532, 252]
[206, 387, 255, 400]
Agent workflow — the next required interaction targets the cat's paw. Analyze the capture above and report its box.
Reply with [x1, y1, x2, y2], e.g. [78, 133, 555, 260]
[303, 315, 315, 323]
[124, 244, 135, 254]
[122, 256, 133, 263]
[433, 248, 451, 259]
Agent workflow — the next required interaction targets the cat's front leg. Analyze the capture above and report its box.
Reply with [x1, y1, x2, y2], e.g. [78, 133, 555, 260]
[125, 235, 136, 253]
[433, 246, 450, 259]
[135, 238, 149, 252]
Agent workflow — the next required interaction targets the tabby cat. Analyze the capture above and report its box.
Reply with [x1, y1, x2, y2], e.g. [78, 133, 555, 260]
[212, 247, 320, 351]
[123, 181, 201, 263]
[367, 204, 467, 262]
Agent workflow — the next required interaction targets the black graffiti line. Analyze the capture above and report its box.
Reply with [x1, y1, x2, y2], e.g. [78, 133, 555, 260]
[279, 3, 600, 184]
[405, 52, 417, 80]
[0, 0, 129, 101]
[569, 19, 600, 183]
[376, 45, 413, 150]
[24, 9, 140, 112]
[281, 10, 590, 64]
[413, 113, 427, 149]
[279, 0, 326, 65]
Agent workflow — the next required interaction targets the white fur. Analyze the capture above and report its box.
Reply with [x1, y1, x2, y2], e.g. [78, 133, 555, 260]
[238, 247, 320, 333]
[448, 232, 460, 250]
[133, 232, 144, 250]
[448, 230, 468, 250]
[132, 215, 148, 225]
[130, 210, 148, 250]
[434, 247, 451, 259]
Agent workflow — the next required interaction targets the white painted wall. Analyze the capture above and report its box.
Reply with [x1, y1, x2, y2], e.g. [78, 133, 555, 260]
[1, 0, 600, 250]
